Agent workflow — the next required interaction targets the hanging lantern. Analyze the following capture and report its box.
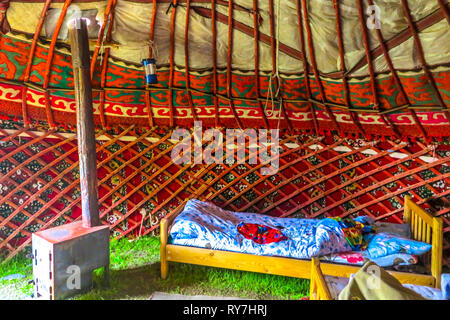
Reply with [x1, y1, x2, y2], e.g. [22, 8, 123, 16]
[142, 58, 158, 85]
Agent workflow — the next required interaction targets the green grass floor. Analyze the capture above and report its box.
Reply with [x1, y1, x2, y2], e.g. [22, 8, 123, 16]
[0, 236, 309, 300]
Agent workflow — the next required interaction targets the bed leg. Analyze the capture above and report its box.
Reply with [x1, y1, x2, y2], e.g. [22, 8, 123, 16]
[432, 217, 443, 289]
[160, 218, 169, 279]
[161, 256, 169, 280]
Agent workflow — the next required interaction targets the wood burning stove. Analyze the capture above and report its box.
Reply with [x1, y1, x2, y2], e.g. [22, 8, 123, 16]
[32, 222, 109, 299]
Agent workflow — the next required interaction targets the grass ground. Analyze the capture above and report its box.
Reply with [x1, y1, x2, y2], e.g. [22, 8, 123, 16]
[0, 250, 34, 300]
[0, 236, 309, 300]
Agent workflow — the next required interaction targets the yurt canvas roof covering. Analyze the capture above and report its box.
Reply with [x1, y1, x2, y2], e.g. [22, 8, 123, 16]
[0, 0, 448, 138]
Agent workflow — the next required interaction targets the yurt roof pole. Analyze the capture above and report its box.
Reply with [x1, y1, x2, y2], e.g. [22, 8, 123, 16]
[69, 18, 101, 228]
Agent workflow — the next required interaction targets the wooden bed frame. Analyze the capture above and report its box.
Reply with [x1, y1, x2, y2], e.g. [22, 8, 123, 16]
[160, 195, 443, 289]
[309, 257, 333, 300]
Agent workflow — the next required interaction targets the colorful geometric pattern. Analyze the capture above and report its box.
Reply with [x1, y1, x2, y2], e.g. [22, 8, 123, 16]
[0, 120, 448, 265]
[0, 32, 448, 137]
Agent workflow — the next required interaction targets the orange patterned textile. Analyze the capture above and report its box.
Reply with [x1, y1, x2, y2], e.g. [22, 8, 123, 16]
[0, 0, 448, 137]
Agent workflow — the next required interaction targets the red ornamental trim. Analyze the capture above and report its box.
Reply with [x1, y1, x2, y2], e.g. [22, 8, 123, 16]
[0, 82, 448, 126]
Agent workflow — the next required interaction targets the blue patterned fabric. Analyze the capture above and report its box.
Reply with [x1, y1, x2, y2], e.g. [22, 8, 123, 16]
[441, 274, 450, 300]
[366, 232, 432, 259]
[168, 200, 353, 259]
[168, 200, 428, 263]
[403, 274, 450, 300]
[403, 284, 444, 300]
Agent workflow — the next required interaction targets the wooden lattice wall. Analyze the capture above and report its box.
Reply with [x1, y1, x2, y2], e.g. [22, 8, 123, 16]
[0, 120, 449, 264]
[0, 1, 450, 137]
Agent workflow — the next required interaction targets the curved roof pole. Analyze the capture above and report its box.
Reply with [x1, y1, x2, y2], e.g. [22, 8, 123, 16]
[168, 0, 177, 128]
[98, 0, 118, 129]
[400, 0, 450, 128]
[184, 0, 199, 123]
[43, 0, 73, 129]
[332, 0, 365, 137]
[227, 0, 243, 129]
[437, 0, 450, 25]
[366, 0, 427, 139]
[22, 0, 52, 127]
[357, 0, 401, 139]
[252, 0, 269, 129]
[145, 0, 157, 127]
[301, 0, 341, 136]
[210, 0, 220, 127]
[295, 0, 318, 136]
[90, 0, 115, 80]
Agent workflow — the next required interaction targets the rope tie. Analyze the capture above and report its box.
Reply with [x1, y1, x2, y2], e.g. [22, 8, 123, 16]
[148, 39, 158, 59]
[166, 1, 179, 14]
[263, 74, 275, 117]
[99, 33, 106, 68]
[277, 96, 283, 130]
[250, 9, 263, 26]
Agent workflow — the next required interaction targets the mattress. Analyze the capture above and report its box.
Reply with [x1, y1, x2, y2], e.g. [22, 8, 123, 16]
[168, 199, 417, 266]
[168, 199, 353, 259]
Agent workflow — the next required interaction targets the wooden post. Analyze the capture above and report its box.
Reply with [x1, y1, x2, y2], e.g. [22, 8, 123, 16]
[69, 18, 100, 227]
[160, 218, 169, 279]
[432, 217, 443, 289]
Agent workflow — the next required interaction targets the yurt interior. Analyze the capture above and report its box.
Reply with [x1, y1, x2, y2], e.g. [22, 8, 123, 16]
[0, 0, 449, 303]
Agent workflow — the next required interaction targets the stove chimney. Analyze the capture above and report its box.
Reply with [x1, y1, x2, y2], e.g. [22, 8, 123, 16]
[70, 17, 100, 228]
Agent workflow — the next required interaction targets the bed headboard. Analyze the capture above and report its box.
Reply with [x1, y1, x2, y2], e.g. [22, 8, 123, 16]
[403, 195, 443, 288]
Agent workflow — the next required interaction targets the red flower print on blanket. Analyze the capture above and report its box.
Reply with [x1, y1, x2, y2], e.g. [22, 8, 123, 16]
[338, 252, 365, 264]
[237, 222, 288, 244]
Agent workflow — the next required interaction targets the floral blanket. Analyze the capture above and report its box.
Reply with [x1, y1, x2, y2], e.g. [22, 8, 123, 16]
[168, 200, 423, 267]
[236, 222, 288, 244]
[168, 199, 354, 259]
